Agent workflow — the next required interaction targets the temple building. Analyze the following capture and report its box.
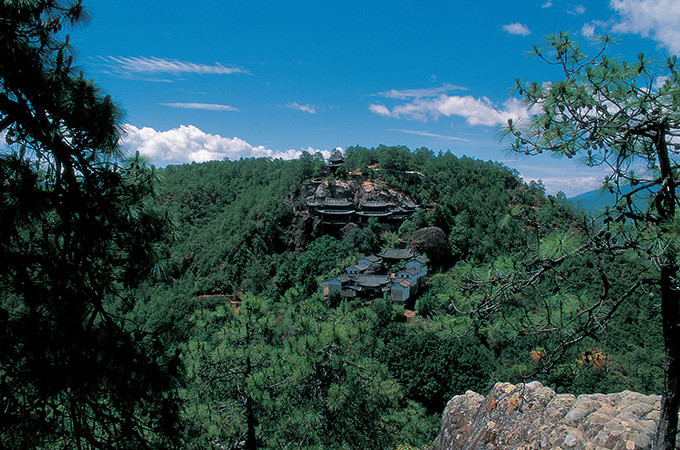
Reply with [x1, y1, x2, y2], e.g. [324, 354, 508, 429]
[326, 153, 345, 172]
[317, 198, 356, 225]
[306, 197, 418, 226]
[356, 200, 392, 223]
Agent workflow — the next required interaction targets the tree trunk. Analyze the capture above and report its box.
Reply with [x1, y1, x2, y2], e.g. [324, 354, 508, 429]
[245, 392, 257, 450]
[653, 136, 679, 449]
[654, 263, 680, 449]
[244, 321, 257, 449]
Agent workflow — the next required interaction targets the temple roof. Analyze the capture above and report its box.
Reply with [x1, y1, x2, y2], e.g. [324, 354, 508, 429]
[361, 255, 381, 263]
[323, 198, 352, 207]
[356, 210, 393, 217]
[379, 248, 415, 260]
[348, 261, 370, 272]
[360, 200, 390, 208]
[318, 209, 356, 215]
[354, 275, 391, 288]
[336, 274, 351, 283]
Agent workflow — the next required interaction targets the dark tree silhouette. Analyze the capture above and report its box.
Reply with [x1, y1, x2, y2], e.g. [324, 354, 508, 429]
[1, 1, 179, 447]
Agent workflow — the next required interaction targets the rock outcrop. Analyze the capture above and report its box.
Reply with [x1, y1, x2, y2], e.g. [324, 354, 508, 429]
[409, 226, 452, 269]
[296, 178, 415, 207]
[433, 381, 662, 449]
[292, 178, 418, 251]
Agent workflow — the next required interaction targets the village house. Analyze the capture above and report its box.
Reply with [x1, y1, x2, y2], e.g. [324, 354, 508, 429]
[319, 249, 429, 305]
[406, 255, 428, 278]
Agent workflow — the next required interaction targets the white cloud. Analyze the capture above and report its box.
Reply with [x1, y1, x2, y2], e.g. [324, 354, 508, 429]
[581, 23, 596, 38]
[522, 175, 602, 197]
[541, 1, 553, 8]
[567, 5, 586, 15]
[610, 0, 680, 53]
[95, 56, 250, 77]
[502, 23, 531, 36]
[654, 75, 671, 90]
[369, 104, 393, 116]
[121, 124, 324, 164]
[389, 129, 471, 142]
[284, 102, 318, 114]
[370, 94, 535, 126]
[159, 103, 239, 111]
[372, 83, 467, 99]
[513, 162, 612, 197]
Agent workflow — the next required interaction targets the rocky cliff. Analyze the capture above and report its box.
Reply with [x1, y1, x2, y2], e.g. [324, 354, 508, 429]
[433, 381, 664, 449]
[292, 178, 418, 251]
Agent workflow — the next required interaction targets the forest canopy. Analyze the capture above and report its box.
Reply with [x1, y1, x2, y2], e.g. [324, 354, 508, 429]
[0, 2, 670, 446]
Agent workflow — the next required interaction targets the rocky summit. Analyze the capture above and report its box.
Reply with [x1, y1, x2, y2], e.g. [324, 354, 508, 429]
[433, 381, 663, 449]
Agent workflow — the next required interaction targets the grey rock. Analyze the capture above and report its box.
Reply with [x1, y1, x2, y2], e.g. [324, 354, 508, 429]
[433, 381, 663, 449]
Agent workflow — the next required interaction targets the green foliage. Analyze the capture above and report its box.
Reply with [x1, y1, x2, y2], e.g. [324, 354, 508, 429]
[378, 322, 496, 413]
[294, 235, 351, 294]
[506, 32, 680, 447]
[181, 296, 436, 448]
[538, 229, 582, 259]
[157, 156, 323, 295]
[0, 1, 179, 446]
[343, 225, 380, 254]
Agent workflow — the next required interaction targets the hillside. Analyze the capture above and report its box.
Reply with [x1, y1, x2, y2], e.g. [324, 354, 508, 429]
[569, 189, 617, 213]
[124, 145, 664, 448]
[155, 146, 544, 296]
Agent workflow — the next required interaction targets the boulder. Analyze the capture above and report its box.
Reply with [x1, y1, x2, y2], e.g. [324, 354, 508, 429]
[433, 381, 662, 449]
[409, 227, 452, 268]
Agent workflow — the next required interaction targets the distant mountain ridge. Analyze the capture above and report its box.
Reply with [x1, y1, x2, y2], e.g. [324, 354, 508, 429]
[568, 185, 656, 214]
[568, 189, 617, 214]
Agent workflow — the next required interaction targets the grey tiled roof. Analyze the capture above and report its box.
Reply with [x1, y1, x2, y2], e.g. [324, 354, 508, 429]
[379, 248, 414, 260]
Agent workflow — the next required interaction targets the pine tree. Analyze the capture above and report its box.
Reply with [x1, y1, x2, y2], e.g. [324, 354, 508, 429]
[504, 33, 680, 449]
[0, 1, 179, 446]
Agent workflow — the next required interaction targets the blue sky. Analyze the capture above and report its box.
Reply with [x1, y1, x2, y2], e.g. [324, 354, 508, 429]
[71, 0, 680, 196]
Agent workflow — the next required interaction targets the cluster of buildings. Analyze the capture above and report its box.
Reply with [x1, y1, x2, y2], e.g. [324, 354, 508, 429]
[300, 153, 419, 226]
[319, 248, 429, 305]
[306, 198, 418, 225]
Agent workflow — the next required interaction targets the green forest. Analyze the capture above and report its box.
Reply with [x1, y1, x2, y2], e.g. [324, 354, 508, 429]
[3, 1, 679, 449]
[138, 147, 663, 448]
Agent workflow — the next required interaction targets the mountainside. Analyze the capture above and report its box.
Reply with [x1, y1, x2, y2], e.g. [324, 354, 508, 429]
[569, 189, 617, 213]
[155, 147, 544, 296]
[131, 146, 665, 447]
[569, 186, 657, 214]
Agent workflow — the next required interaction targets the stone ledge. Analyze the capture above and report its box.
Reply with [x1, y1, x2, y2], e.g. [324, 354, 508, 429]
[433, 381, 663, 449]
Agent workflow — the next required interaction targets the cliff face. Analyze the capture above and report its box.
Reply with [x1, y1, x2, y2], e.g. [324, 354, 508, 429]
[296, 178, 415, 207]
[433, 381, 663, 449]
[292, 178, 417, 251]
